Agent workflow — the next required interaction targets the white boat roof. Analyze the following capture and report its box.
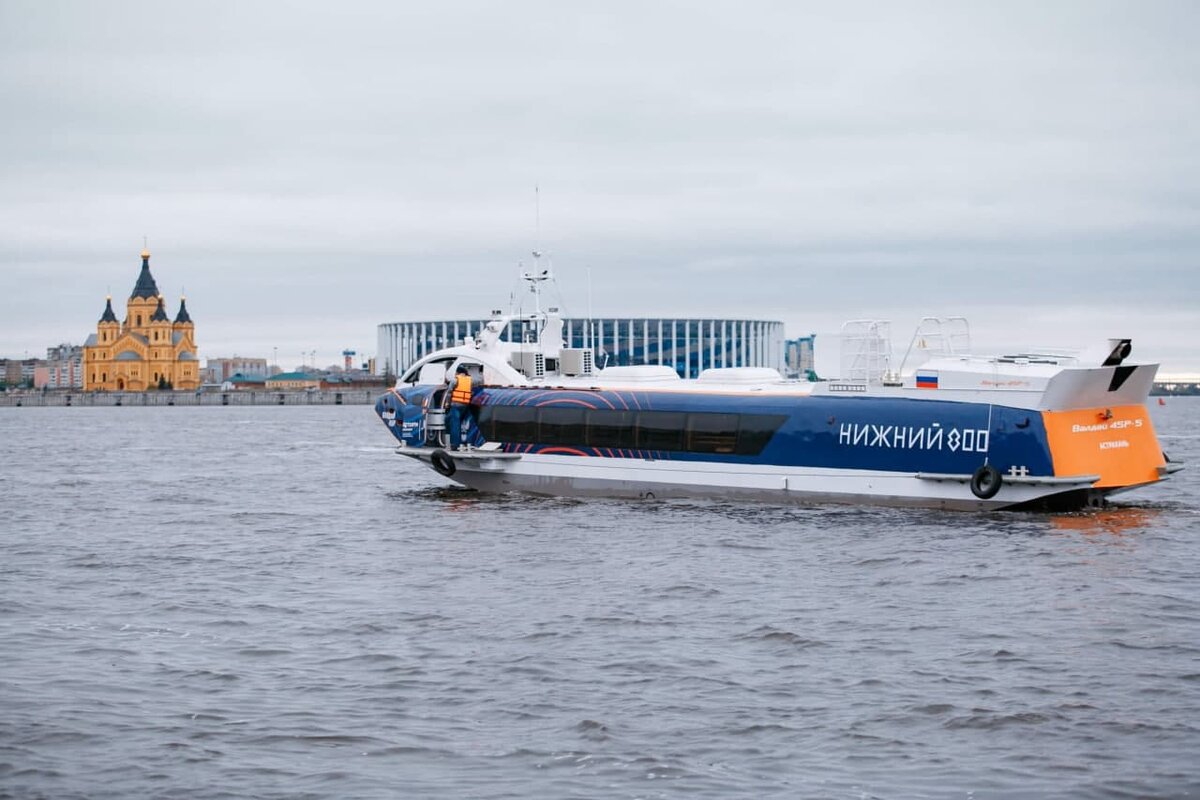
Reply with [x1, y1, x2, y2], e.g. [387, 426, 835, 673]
[394, 275, 1155, 409]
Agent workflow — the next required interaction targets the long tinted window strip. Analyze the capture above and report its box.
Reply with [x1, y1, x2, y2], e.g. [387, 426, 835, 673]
[478, 406, 784, 456]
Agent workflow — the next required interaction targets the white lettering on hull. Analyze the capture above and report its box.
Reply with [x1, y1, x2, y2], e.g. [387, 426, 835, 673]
[838, 422, 990, 453]
[1072, 419, 1143, 433]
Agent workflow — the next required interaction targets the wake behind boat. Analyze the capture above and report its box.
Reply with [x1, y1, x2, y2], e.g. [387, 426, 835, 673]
[375, 263, 1181, 511]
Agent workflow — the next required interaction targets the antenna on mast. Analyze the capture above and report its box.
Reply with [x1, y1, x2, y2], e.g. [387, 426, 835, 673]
[521, 251, 552, 315]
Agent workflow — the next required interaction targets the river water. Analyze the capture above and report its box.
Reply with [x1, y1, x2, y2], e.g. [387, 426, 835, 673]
[1, 399, 1198, 799]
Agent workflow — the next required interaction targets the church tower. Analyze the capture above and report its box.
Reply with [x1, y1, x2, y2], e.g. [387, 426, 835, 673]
[173, 295, 193, 334]
[83, 296, 122, 389]
[124, 248, 160, 335]
[148, 294, 174, 388]
[97, 296, 119, 345]
[171, 295, 199, 387]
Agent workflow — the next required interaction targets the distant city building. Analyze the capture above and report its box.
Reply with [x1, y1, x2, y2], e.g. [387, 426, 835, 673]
[784, 335, 817, 380]
[266, 371, 321, 390]
[82, 249, 200, 391]
[217, 369, 384, 392]
[377, 316, 786, 379]
[320, 371, 388, 390]
[222, 372, 267, 390]
[203, 356, 270, 385]
[1, 358, 40, 389]
[43, 344, 83, 389]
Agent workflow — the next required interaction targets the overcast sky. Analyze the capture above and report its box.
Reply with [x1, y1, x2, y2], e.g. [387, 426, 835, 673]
[1, 0, 1197, 375]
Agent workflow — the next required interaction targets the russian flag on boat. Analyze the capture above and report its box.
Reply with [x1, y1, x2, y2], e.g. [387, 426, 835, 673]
[915, 370, 939, 389]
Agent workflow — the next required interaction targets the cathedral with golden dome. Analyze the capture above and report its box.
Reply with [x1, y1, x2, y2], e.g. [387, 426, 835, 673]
[83, 248, 200, 391]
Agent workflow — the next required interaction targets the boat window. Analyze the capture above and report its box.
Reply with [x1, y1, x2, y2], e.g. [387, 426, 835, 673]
[478, 404, 537, 442]
[476, 405, 495, 437]
[416, 361, 451, 385]
[458, 361, 484, 380]
[539, 407, 587, 445]
[685, 412, 739, 454]
[636, 411, 685, 451]
[586, 409, 636, 449]
[737, 414, 788, 454]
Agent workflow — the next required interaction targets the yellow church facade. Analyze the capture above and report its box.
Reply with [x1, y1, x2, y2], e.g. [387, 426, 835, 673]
[83, 249, 200, 391]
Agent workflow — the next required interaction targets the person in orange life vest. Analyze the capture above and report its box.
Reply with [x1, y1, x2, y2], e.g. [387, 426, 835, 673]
[446, 364, 476, 450]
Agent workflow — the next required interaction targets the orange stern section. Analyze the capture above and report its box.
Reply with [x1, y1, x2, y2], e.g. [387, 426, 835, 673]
[1042, 404, 1165, 489]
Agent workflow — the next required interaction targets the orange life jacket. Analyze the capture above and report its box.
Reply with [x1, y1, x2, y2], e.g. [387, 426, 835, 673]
[450, 373, 473, 405]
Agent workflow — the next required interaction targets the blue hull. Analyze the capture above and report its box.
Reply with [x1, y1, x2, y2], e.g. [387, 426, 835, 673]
[380, 386, 1054, 477]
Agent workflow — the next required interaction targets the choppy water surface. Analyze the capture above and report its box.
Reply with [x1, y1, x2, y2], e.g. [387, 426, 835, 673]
[1, 400, 1198, 799]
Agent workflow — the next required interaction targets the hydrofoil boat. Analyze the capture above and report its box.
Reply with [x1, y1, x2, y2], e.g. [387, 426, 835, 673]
[375, 261, 1181, 510]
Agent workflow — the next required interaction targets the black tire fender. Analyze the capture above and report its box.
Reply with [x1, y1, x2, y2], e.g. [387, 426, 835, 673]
[430, 449, 456, 477]
[970, 464, 1002, 500]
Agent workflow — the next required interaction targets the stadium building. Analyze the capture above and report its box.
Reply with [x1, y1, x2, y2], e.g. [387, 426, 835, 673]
[377, 317, 795, 380]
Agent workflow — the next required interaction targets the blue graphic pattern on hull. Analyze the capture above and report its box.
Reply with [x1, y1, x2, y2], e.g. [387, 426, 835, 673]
[465, 388, 1055, 477]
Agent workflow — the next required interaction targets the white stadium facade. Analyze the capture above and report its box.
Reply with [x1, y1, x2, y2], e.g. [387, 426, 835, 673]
[377, 317, 812, 380]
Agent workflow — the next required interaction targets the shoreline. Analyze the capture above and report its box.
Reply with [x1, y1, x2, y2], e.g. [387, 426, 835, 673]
[3, 384, 1196, 408]
[0, 389, 379, 407]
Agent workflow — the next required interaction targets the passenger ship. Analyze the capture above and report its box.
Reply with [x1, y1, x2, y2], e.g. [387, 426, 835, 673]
[375, 264, 1181, 510]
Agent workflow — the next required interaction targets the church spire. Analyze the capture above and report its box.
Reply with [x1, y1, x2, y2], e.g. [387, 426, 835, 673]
[150, 295, 170, 322]
[174, 295, 193, 324]
[99, 295, 118, 323]
[131, 248, 160, 299]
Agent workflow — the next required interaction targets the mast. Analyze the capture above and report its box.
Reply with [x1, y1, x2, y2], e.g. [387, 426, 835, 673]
[521, 250, 552, 316]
